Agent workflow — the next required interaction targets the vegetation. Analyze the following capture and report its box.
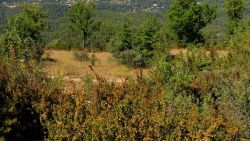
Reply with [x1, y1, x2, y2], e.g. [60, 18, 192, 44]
[224, 0, 246, 36]
[165, 0, 217, 43]
[42, 50, 138, 80]
[0, 0, 250, 140]
[110, 15, 160, 68]
[66, 1, 99, 50]
[1, 4, 47, 61]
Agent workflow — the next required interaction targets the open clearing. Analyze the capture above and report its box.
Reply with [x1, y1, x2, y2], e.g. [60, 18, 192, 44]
[42, 48, 229, 83]
[42, 50, 142, 82]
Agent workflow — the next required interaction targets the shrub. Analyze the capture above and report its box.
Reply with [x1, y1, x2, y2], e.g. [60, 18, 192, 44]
[1, 34, 250, 140]
[0, 51, 249, 140]
[40, 67, 249, 140]
[2, 4, 47, 61]
[118, 50, 146, 68]
[90, 54, 97, 66]
[225, 0, 246, 37]
[73, 51, 89, 61]
[57, 33, 82, 50]
[82, 74, 93, 93]
[47, 39, 59, 49]
[156, 57, 173, 82]
[0, 59, 60, 140]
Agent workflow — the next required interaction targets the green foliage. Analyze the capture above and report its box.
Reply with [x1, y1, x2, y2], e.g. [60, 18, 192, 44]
[73, 51, 89, 61]
[156, 56, 173, 82]
[224, 0, 246, 36]
[165, 0, 217, 43]
[0, 5, 19, 25]
[82, 73, 93, 92]
[40, 57, 249, 140]
[89, 21, 116, 51]
[58, 29, 82, 50]
[134, 15, 160, 66]
[225, 0, 246, 21]
[47, 39, 59, 49]
[110, 20, 133, 56]
[66, 1, 98, 49]
[1, 4, 47, 61]
[0, 35, 3, 56]
[111, 16, 160, 68]
[110, 20, 147, 68]
[117, 50, 145, 68]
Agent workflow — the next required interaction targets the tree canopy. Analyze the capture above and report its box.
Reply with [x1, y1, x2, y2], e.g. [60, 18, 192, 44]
[1, 4, 47, 60]
[66, 1, 97, 49]
[165, 0, 217, 43]
[224, 0, 246, 36]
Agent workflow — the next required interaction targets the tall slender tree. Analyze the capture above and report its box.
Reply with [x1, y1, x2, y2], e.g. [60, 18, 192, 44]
[66, 1, 96, 49]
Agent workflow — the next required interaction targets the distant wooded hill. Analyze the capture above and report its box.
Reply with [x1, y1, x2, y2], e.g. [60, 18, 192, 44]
[0, 0, 227, 12]
[0, 0, 249, 42]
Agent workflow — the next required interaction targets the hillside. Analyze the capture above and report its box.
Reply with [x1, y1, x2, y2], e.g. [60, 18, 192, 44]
[0, 0, 224, 12]
[1, 0, 249, 41]
[0, 0, 250, 140]
[1, 0, 171, 12]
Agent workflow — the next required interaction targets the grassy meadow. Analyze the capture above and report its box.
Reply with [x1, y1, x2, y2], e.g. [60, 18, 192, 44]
[42, 50, 143, 82]
[42, 48, 230, 84]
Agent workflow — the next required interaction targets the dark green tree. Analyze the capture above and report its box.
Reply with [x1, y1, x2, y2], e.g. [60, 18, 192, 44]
[2, 4, 47, 61]
[90, 21, 115, 51]
[66, 1, 97, 49]
[224, 0, 246, 36]
[165, 0, 217, 43]
[134, 15, 160, 66]
[110, 20, 133, 56]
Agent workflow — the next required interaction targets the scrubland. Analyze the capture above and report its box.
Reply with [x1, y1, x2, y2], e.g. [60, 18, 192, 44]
[1, 0, 250, 140]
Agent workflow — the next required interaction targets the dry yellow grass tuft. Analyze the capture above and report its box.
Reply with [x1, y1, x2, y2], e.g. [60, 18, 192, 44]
[169, 48, 229, 57]
[42, 50, 142, 81]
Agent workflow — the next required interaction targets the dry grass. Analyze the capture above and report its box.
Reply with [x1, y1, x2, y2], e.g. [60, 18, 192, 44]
[42, 48, 229, 83]
[169, 48, 229, 57]
[42, 50, 143, 81]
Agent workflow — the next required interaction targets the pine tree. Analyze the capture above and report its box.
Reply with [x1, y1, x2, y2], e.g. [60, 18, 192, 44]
[135, 15, 160, 66]
[111, 20, 133, 56]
